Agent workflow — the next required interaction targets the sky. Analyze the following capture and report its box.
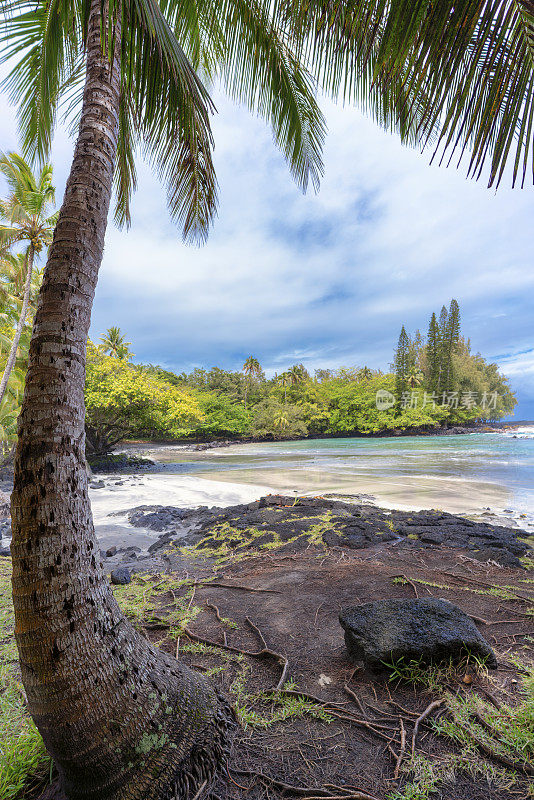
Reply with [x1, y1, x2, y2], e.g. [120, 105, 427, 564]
[0, 81, 533, 419]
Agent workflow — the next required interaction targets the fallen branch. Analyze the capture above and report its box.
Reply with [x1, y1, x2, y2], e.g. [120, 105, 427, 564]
[411, 699, 445, 756]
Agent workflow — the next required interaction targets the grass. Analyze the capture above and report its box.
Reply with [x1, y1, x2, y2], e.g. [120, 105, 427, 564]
[387, 664, 534, 800]
[178, 643, 333, 730]
[392, 574, 534, 604]
[0, 559, 51, 800]
[111, 572, 202, 632]
[433, 674, 534, 769]
[382, 653, 490, 694]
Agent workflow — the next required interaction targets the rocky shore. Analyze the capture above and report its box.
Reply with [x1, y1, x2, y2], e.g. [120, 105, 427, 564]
[88, 493, 533, 581]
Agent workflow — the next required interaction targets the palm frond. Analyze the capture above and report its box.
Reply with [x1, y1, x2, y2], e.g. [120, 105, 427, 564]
[123, 0, 218, 241]
[273, 0, 534, 187]
[203, 0, 326, 192]
[0, 0, 84, 163]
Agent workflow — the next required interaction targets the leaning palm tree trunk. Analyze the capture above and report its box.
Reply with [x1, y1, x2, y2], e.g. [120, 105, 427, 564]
[10, 2, 233, 799]
[0, 245, 34, 405]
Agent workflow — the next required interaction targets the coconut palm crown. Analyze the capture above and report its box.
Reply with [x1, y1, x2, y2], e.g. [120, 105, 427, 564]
[1, 0, 330, 239]
[273, 0, 534, 188]
[0, 153, 56, 403]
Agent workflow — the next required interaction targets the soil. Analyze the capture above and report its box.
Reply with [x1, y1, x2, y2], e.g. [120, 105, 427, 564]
[30, 495, 534, 800]
[155, 538, 534, 800]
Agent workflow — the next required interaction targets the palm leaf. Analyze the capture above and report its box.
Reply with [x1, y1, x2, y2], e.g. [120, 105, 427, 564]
[273, 0, 534, 187]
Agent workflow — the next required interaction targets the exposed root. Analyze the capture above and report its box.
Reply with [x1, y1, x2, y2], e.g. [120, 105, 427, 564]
[229, 766, 381, 800]
[183, 617, 289, 690]
[411, 699, 445, 756]
[449, 715, 534, 776]
[393, 718, 406, 779]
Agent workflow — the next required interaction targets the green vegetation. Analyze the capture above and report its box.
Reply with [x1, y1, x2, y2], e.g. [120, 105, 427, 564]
[388, 672, 534, 800]
[84, 344, 203, 454]
[80, 298, 515, 451]
[0, 154, 56, 458]
[0, 279, 518, 456]
[0, 560, 50, 800]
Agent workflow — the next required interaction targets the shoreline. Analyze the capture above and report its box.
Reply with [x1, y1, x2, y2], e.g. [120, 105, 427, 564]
[117, 421, 527, 453]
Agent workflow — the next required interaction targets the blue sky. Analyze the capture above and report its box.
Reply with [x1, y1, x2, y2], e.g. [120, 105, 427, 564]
[1, 84, 533, 419]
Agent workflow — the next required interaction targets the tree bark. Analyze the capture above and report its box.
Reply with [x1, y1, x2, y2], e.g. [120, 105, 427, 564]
[10, 2, 234, 798]
[0, 245, 34, 404]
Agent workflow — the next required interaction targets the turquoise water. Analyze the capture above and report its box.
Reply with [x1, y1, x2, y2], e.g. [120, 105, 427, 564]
[150, 426, 534, 519]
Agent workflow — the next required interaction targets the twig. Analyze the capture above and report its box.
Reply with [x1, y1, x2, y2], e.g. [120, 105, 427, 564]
[385, 700, 419, 718]
[393, 719, 406, 779]
[343, 684, 368, 717]
[314, 602, 325, 626]
[411, 700, 445, 756]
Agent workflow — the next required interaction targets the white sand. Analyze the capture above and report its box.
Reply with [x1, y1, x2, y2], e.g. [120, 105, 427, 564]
[89, 473, 275, 551]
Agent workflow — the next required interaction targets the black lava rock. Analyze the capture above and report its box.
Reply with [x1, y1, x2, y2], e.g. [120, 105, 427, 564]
[339, 598, 497, 670]
[110, 567, 132, 585]
[127, 505, 187, 532]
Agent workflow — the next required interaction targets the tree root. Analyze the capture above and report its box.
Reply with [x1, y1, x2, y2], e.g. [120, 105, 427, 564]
[271, 689, 400, 744]
[450, 716, 534, 776]
[411, 699, 445, 756]
[393, 719, 406, 779]
[183, 617, 289, 690]
[229, 767, 381, 800]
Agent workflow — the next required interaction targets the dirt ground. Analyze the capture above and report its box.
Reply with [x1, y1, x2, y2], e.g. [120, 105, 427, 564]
[142, 536, 534, 800]
[32, 495, 533, 800]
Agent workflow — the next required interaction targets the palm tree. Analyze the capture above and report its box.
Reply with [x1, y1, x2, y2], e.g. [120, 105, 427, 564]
[0, 154, 56, 404]
[100, 325, 134, 360]
[0, 2, 328, 797]
[242, 355, 261, 409]
[288, 363, 308, 387]
[278, 372, 292, 403]
[2, 1, 533, 797]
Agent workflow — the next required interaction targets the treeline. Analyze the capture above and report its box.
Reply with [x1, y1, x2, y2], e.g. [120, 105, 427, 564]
[83, 306, 516, 453]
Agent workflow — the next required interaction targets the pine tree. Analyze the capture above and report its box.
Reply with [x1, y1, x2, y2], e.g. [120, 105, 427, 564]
[394, 326, 411, 400]
[426, 313, 440, 392]
[442, 298, 461, 391]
